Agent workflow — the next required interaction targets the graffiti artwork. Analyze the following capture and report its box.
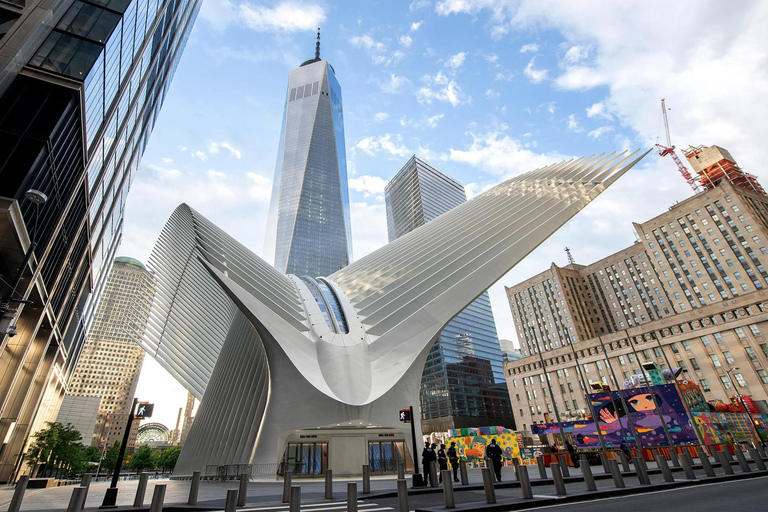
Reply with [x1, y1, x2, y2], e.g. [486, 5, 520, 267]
[444, 427, 520, 462]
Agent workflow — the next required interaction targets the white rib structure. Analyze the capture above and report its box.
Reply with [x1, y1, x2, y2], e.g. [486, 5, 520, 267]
[140, 150, 649, 476]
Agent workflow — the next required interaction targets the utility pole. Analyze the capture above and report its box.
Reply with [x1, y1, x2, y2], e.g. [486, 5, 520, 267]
[100, 398, 137, 508]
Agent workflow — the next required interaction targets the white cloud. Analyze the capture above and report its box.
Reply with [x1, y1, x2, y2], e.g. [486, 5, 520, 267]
[356, 134, 411, 157]
[191, 150, 207, 160]
[351, 34, 386, 52]
[246, 172, 271, 201]
[443, 130, 567, 179]
[542, 102, 556, 114]
[207, 141, 242, 159]
[201, 0, 326, 32]
[411, 21, 423, 31]
[494, 70, 513, 81]
[178, 146, 187, 152]
[417, 71, 466, 106]
[523, 57, 547, 83]
[416, 144, 438, 161]
[586, 102, 613, 120]
[374, 112, 389, 123]
[445, 51, 468, 69]
[350, 202, 388, 259]
[206, 169, 227, 179]
[520, 42, 539, 53]
[399, 35, 413, 47]
[563, 45, 588, 64]
[381, 73, 410, 93]
[588, 125, 614, 138]
[162, 157, 173, 164]
[567, 114, 584, 133]
[425, 114, 445, 128]
[485, 53, 498, 63]
[348, 175, 388, 197]
[485, 88, 500, 99]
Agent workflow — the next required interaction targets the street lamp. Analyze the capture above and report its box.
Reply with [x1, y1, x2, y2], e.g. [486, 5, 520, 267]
[725, 367, 761, 445]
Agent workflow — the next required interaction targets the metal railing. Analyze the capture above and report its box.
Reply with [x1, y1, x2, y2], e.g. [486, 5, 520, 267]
[205, 464, 282, 480]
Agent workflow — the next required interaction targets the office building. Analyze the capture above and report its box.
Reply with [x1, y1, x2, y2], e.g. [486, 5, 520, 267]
[264, 31, 353, 277]
[67, 257, 152, 450]
[55, 395, 102, 444]
[384, 155, 514, 433]
[136, 150, 644, 476]
[0, 0, 201, 482]
[505, 147, 768, 431]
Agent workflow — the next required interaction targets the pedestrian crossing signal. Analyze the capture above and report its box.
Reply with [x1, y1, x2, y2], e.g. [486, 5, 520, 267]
[399, 409, 412, 423]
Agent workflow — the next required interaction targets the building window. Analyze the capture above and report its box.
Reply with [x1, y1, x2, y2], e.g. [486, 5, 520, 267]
[723, 351, 735, 365]
[746, 346, 758, 361]
[710, 354, 721, 367]
[682, 340, 691, 351]
[618, 355, 626, 365]
[749, 324, 762, 336]
[670, 343, 679, 354]
[720, 376, 732, 389]
[713, 332, 725, 345]
[734, 373, 747, 387]
[700, 379, 711, 392]
[758, 370, 768, 384]
[701, 336, 711, 347]
[653, 347, 662, 357]
[690, 358, 700, 371]
[761, 343, 768, 358]
[734, 327, 747, 339]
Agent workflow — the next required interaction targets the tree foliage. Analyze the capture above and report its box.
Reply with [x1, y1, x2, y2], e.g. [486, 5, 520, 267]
[25, 422, 87, 477]
[158, 446, 182, 472]
[102, 441, 121, 472]
[128, 445, 157, 472]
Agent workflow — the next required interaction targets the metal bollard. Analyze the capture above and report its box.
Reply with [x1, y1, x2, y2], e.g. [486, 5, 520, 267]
[580, 455, 597, 491]
[397, 462, 405, 480]
[550, 462, 566, 496]
[282, 470, 292, 503]
[518, 465, 533, 499]
[289, 486, 301, 512]
[134, 472, 149, 507]
[619, 451, 631, 473]
[558, 455, 570, 477]
[429, 461, 439, 488]
[442, 471, 455, 509]
[724, 445, 734, 462]
[189, 471, 201, 505]
[536, 455, 547, 479]
[746, 443, 767, 470]
[717, 451, 734, 474]
[66, 487, 87, 512]
[149, 484, 166, 512]
[347, 482, 358, 512]
[225, 489, 238, 512]
[599, 452, 609, 474]
[608, 459, 625, 488]
[734, 445, 751, 473]
[512, 458, 520, 481]
[680, 451, 696, 479]
[480, 467, 496, 504]
[362, 464, 371, 494]
[8, 475, 29, 512]
[669, 448, 681, 468]
[238, 473, 249, 506]
[655, 454, 674, 482]
[80, 474, 92, 510]
[696, 446, 716, 477]
[397, 479, 409, 512]
[459, 459, 469, 485]
[756, 442, 767, 459]
[325, 469, 333, 500]
[633, 457, 650, 485]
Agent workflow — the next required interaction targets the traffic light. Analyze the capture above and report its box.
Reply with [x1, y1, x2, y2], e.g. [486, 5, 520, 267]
[399, 409, 412, 423]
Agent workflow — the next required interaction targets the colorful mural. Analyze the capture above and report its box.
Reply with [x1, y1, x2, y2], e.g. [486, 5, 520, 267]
[444, 427, 520, 462]
[692, 412, 765, 444]
[532, 384, 699, 448]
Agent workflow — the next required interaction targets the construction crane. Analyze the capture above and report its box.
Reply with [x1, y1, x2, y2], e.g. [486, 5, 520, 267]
[655, 99, 700, 192]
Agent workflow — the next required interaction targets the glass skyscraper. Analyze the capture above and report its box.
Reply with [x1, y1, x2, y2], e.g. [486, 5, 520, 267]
[264, 34, 353, 277]
[0, 0, 200, 482]
[385, 155, 515, 434]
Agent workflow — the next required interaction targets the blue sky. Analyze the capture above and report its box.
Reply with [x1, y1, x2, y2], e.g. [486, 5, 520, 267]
[128, 0, 768, 427]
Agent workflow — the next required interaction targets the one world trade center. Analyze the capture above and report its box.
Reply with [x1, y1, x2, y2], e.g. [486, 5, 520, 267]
[264, 31, 353, 277]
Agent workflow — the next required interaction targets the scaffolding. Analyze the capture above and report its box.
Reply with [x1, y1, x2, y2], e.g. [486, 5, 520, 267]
[682, 145, 766, 196]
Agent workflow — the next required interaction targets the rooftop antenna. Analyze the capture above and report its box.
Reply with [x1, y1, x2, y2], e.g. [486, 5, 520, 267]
[315, 27, 320, 60]
[565, 247, 575, 265]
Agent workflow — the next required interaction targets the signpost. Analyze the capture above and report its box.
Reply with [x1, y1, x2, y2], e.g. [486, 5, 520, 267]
[400, 406, 422, 486]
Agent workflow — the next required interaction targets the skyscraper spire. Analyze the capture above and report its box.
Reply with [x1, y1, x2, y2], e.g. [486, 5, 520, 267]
[315, 27, 320, 60]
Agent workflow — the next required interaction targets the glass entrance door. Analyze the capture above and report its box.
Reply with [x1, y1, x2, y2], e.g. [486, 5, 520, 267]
[282, 442, 328, 476]
[368, 440, 413, 473]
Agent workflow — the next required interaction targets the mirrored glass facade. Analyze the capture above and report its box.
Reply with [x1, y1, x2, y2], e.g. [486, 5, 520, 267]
[385, 155, 515, 433]
[264, 58, 353, 277]
[0, 0, 200, 482]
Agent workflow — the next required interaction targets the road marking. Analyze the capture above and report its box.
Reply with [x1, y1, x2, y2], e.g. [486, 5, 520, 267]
[240, 501, 393, 512]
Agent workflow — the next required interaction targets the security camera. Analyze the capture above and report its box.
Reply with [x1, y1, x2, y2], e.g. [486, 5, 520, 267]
[6, 326, 18, 337]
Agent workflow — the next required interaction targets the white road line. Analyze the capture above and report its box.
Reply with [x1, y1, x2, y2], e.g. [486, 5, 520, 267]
[240, 501, 392, 512]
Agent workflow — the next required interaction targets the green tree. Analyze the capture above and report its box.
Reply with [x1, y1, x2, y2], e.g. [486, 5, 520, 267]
[158, 446, 182, 473]
[128, 445, 156, 473]
[101, 441, 122, 474]
[25, 422, 85, 477]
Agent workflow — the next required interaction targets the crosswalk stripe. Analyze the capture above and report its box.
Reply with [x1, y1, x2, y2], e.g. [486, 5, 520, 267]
[240, 501, 393, 512]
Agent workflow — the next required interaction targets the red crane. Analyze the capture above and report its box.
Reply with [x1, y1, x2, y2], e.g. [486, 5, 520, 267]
[655, 99, 700, 192]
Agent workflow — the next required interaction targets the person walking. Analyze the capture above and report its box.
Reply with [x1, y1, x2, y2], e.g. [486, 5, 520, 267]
[421, 441, 437, 486]
[447, 442, 460, 482]
[565, 440, 579, 468]
[620, 439, 631, 461]
[487, 438, 503, 482]
[437, 443, 448, 483]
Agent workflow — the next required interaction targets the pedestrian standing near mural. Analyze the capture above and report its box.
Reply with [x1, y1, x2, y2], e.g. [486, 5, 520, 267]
[565, 440, 579, 468]
[437, 443, 448, 483]
[487, 438, 503, 482]
[421, 442, 436, 486]
[447, 442, 460, 482]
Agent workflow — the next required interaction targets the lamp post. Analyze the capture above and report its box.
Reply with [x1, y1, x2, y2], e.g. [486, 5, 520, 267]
[725, 367, 761, 444]
[100, 398, 138, 508]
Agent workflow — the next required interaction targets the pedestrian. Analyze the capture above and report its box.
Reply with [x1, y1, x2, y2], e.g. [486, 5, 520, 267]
[565, 440, 579, 468]
[551, 443, 559, 454]
[437, 443, 448, 483]
[487, 438, 503, 482]
[421, 441, 437, 486]
[447, 442, 460, 482]
[620, 439, 631, 461]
